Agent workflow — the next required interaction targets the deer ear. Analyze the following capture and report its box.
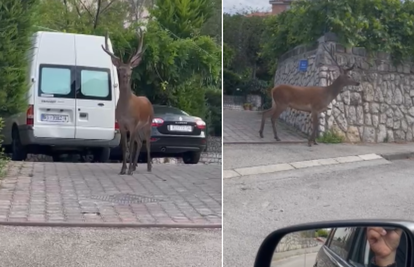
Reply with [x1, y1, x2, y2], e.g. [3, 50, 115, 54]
[130, 56, 142, 69]
[111, 57, 122, 67]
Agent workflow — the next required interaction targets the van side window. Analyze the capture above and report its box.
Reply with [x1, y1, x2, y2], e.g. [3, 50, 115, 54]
[40, 67, 72, 95]
[327, 227, 357, 260]
[80, 70, 110, 98]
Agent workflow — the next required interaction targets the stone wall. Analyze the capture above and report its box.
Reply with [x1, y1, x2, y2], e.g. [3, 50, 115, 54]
[274, 33, 414, 143]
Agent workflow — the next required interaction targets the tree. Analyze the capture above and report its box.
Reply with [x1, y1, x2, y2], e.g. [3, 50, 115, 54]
[35, 0, 222, 134]
[150, 0, 214, 38]
[0, 0, 39, 116]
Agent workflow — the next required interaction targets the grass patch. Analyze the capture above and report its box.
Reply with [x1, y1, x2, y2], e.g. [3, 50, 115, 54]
[316, 130, 344, 144]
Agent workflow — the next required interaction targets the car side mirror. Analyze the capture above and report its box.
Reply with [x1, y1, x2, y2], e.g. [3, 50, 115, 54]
[254, 219, 414, 267]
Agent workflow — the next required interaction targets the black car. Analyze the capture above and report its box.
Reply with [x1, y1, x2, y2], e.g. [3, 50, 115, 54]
[314, 227, 407, 267]
[110, 104, 207, 164]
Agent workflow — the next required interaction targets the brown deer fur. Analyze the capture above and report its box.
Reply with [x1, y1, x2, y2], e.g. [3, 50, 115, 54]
[101, 29, 154, 175]
[259, 43, 360, 146]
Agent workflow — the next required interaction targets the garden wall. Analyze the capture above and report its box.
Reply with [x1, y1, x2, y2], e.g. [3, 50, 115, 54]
[274, 33, 414, 142]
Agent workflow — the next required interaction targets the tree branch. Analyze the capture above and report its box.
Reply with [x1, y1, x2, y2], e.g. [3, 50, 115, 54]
[79, 0, 94, 18]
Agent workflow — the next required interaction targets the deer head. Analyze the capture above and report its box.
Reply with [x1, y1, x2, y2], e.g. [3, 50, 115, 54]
[101, 28, 146, 86]
[322, 43, 360, 87]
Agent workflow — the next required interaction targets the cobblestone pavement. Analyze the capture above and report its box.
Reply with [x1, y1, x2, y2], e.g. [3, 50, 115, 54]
[0, 162, 221, 226]
[223, 110, 307, 144]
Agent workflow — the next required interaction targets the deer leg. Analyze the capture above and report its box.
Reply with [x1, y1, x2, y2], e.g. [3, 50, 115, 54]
[127, 131, 136, 175]
[131, 141, 137, 171]
[128, 134, 142, 175]
[271, 106, 286, 141]
[309, 112, 319, 147]
[259, 108, 275, 138]
[119, 130, 128, 175]
[145, 128, 152, 172]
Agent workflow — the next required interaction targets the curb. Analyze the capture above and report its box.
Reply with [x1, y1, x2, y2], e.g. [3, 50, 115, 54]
[224, 141, 307, 145]
[380, 152, 414, 161]
[0, 221, 222, 229]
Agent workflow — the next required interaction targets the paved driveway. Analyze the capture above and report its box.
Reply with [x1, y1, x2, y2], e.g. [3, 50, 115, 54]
[0, 162, 221, 226]
[223, 110, 307, 144]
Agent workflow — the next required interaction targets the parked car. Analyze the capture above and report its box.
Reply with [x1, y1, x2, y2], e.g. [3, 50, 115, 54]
[110, 104, 207, 164]
[1, 31, 121, 162]
[254, 219, 411, 267]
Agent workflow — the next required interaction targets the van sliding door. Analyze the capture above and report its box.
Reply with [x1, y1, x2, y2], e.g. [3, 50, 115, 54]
[74, 66, 115, 140]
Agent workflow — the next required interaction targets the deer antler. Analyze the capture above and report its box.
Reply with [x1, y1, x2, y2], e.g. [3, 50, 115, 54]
[322, 43, 342, 70]
[129, 27, 146, 65]
[101, 31, 121, 61]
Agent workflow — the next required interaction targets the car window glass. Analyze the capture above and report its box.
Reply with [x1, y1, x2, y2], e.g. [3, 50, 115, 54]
[81, 70, 109, 97]
[328, 227, 356, 260]
[155, 106, 188, 115]
[40, 67, 71, 95]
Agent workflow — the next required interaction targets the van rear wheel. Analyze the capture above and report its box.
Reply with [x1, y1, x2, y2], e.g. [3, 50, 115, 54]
[92, 147, 111, 163]
[11, 128, 27, 161]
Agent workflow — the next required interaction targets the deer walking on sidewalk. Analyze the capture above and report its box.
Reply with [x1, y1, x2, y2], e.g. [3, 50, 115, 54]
[259, 43, 360, 147]
[102, 29, 154, 175]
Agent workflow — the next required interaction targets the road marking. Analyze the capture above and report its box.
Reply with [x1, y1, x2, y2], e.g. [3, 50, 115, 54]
[224, 153, 386, 178]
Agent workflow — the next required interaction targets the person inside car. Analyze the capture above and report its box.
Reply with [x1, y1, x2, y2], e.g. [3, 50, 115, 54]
[367, 227, 403, 267]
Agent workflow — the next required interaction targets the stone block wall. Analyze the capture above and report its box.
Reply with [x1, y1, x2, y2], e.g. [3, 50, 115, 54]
[274, 33, 414, 143]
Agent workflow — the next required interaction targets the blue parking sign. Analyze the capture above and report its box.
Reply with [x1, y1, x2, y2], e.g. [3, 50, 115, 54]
[299, 59, 308, 72]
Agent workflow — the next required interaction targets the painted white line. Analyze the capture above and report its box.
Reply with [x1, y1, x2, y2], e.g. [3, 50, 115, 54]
[234, 163, 294, 176]
[223, 154, 387, 179]
[334, 155, 363, 163]
[223, 170, 240, 179]
[358, 153, 383, 160]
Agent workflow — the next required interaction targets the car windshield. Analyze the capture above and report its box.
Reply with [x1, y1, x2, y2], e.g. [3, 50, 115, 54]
[154, 106, 189, 116]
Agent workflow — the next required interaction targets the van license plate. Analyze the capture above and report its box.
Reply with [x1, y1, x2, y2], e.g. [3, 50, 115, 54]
[41, 114, 69, 123]
[168, 125, 192, 132]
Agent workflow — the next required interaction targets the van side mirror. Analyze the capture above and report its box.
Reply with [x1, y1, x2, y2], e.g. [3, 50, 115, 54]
[254, 220, 414, 267]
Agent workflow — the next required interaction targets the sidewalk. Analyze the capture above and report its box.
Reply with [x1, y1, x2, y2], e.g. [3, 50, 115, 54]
[0, 162, 221, 228]
[224, 142, 414, 178]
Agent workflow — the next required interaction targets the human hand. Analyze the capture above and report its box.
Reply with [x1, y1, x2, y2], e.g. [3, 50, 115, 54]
[367, 227, 402, 266]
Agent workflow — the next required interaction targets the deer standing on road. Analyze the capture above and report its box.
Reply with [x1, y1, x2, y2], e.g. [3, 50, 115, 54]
[101, 29, 154, 175]
[259, 43, 360, 146]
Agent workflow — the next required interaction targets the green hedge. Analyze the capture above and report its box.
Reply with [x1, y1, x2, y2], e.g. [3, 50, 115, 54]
[261, 0, 414, 67]
[0, 0, 38, 116]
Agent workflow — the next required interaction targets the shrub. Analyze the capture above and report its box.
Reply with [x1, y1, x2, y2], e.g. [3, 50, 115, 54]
[0, 0, 39, 117]
[317, 130, 344, 144]
[0, 118, 9, 177]
[316, 229, 329, 238]
[205, 88, 222, 136]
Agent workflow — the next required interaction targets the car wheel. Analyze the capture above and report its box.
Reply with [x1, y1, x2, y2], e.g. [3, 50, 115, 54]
[11, 128, 27, 161]
[92, 147, 111, 163]
[182, 151, 201, 164]
[52, 153, 63, 162]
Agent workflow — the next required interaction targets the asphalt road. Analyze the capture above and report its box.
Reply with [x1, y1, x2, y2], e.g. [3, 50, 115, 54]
[272, 252, 317, 267]
[0, 227, 221, 267]
[223, 154, 414, 266]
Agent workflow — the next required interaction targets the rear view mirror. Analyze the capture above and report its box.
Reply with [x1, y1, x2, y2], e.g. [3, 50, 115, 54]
[254, 220, 414, 267]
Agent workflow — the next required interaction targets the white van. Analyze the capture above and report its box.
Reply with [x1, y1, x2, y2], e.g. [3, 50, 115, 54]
[1, 31, 120, 162]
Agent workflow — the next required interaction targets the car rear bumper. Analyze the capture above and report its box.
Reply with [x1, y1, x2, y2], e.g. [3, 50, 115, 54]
[110, 136, 207, 158]
[18, 126, 121, 148]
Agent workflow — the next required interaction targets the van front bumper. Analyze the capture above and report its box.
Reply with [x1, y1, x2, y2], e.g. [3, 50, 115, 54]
[18, 126, 121, 148]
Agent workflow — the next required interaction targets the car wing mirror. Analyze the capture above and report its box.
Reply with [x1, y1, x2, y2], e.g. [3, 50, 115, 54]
[254, 219, 414, 267]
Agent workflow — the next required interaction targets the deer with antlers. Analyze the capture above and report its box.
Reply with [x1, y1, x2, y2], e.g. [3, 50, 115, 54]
[259, 43, 360, 147]
[101, 28, 154, 175]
